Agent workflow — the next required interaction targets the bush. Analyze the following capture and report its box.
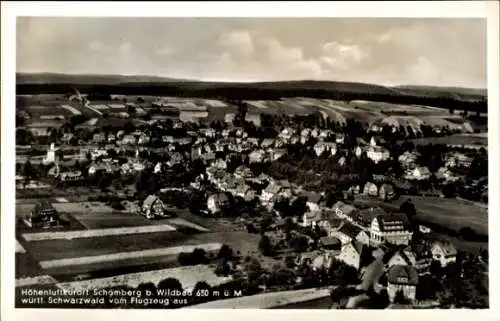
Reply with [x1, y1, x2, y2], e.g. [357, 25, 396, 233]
[177, 248, 209, 266]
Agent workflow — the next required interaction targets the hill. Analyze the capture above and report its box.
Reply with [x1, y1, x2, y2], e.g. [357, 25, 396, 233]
[16, 73, 488, 113]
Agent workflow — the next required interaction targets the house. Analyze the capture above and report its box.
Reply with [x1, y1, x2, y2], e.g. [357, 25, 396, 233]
[330, 222, 370, 245]
[61, 133, 74, 144]
[319, 236, 342, 251]
[335, 133, 345, 144]
[25, 200, 60, 228]
[436, 167, 459, 182]
[336, 240, 364, 270]
[387, 265, 419, 303]
[445, 152, 473, 168]
[141, 195, 168, 219]
[107, 133, 116, 143]
[313, 142, 337, 157]
[367, 146, 391, 163]
[302, 191, 323, 212]
[93, 133, 107, 143]
[261, 138, 275, 149]
[261, 182, 282, 204]
[333, 201, 358, 222]
[370, 214, 413, 247]
[90, 148, 108, 160]
[300, 128, 311, 137]
[207, 193, 231, 215]
[154, 162, 163, 174]
[167, 153, 184, 167]
[279, 127, 296, 140]
[212, 159, 227, 170]
[431, 241, 457, 267]
[363, 182, 379, 196]
[121, 135, 136, 145]
[366, 137, 390, 163]
[249, 150, 266, 163]
[59, 171, 83, 182]
[137, 134, 150, 145]
[42, 143, 62, 165]
[356, 207, 387, 228]
[405, 166, 432, 181]
[387, 249, 417, 269]
[301, 211, 323, 228]
[269, 149, 287, 161]
[398, 151, 419, 169]
[411, 244, 433, 275]
[379, 183, 396, 201]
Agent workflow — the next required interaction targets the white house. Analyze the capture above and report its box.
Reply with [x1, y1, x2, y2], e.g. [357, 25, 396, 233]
[336, 240, 364, 270]
[405, 166, 432, 181]
[370, 214, 413, 247]
[431, 241, 457, 267]
[313, 142, 337, 157]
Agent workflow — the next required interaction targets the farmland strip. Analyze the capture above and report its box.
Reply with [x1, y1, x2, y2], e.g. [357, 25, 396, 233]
[39, 243, 222, 269]
[23, 224, 177, 241]
[56, 264, 232, 291]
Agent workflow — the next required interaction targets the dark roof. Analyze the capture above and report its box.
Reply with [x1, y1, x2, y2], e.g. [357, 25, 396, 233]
[319, 236, 341, 247]
[349, 240, 365, 255]
[387, 265, 419, 285]
[357, 207, 387, 224]
[33, 200, 56, 214]
[338, 223, 363, 239]
[375, 213, 411, 232]
[301, 191, 322, 204]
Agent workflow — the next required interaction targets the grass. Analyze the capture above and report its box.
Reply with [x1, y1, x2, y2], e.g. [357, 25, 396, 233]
[406, 134, 487, 146]
[38, 243, 222, 269]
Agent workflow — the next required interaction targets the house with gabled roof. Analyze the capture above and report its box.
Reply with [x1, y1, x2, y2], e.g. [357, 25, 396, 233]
[333, 201, 358, 222]
[370, 214, 413, 247]
[141, 195, 168, 219]
[330, 222, 370, 246]
[336, 240, 365, 270]
[387, 265, 419, 303]
[431, 240, 457, 267]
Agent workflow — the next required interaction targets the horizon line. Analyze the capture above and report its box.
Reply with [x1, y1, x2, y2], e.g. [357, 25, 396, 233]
[16, 71, 488, 91]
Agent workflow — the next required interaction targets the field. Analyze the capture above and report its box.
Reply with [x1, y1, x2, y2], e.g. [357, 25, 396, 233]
[15, 199, 266, 292]
[406, 134, 488, 147]
[17, 89, 479, 135]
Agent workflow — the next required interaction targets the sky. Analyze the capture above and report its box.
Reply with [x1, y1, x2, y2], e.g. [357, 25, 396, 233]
[16, 17, 487, 88]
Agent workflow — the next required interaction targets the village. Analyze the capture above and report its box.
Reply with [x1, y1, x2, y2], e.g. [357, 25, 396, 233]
[15, 95, 489, 309]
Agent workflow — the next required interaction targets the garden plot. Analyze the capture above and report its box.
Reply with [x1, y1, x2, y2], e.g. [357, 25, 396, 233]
[199, 99, 227, 108]
[168, 218, 209, 232]
[243, 100, 269, 110]
[60, 105, 82, 115]
[23, 224, 178, 242]
[56, 264, 232, 291]
[40, 243, 222, 269]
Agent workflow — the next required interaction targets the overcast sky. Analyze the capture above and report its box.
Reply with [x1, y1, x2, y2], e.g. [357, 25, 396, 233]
[17, 18, 486, 88]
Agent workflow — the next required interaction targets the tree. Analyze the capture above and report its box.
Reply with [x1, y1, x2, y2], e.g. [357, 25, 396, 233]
[217, 244, 233, 261]
[400, 199, 417, 221]
[157, 277, 183, 292]
[215, 258, 231, 276]
[191, 281, 213, 305]
[259, 234, 274, 256]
